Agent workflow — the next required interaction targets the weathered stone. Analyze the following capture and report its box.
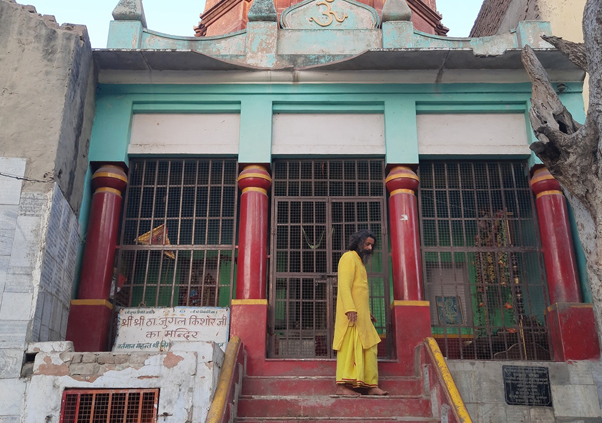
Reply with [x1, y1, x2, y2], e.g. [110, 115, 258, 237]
[97, 353, 116, 364]
[69, 363, 100, 375]
[27, 341, 73, 354]
[112, 0, 147, 27]
[0, 379, 26, 416]
[552, 385, 602, 418]
[113, 354, 130, 364]
[0, 320, 28, 349]
[505, 406, 529, 423]
[0, 349, 24, 379]
[568, 361, 595, 385]
[129, 353, 149, 365]
[34, 354, 69, 376]
[81, 353, 97, 363]
[100, 364, 117, 373]
[529, 407, 555, 422]
[381, 0, 411, 23]
[247, 0, 277, 22]
[71, 353, 83, 364]
[41, 15, 58, 29]
[477, 402, 507, 421]
[0, 292, 33, 321]
[0, 1, 95, 214]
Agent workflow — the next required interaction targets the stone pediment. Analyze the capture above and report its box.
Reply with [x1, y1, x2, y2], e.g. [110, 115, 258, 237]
[280, 0, 379, 30]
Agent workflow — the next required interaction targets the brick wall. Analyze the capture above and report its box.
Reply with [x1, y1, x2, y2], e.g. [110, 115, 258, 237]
[470, 0, 514, 36]
[471, 0, 541, 37]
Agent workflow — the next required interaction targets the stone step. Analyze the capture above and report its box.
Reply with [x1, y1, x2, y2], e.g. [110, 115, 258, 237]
[248, 359, 416, 377]
[242, 375, 424, 396]
[236, 395, 433, 419]
[236, 418, 439, 423]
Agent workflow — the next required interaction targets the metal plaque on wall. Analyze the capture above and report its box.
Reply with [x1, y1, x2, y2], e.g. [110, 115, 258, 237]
[503, 365, 553, 407]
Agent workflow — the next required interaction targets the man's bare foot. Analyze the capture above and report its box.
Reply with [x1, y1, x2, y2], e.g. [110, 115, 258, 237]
[335, 385, 361, 396]
[365, 387, 389, 396]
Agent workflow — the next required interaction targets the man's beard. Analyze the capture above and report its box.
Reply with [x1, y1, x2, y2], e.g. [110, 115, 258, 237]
[357, 248, 373, 265]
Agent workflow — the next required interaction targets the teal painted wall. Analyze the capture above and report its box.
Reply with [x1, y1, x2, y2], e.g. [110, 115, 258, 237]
[89, 82, 584, 166]
[85, 83, 586, 267]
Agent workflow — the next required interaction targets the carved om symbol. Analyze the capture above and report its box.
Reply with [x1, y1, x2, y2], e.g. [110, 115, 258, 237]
[309, 0, 348, 27]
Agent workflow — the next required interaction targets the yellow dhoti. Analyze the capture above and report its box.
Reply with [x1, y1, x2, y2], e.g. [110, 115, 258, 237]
[335, 324, 379, 388]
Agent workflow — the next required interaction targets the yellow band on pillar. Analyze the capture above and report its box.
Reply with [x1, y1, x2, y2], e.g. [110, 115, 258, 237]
[385, 172, 420, 184]
[71, 299, 114, 309]
[547, 302, 593, 312]
[432, 333, 475, 339]
[231, 299, 268, 305]
[530, 174, 556, 185]
[95, 187, 122, 196]
[390, 189, 415, 196]
[237, 173, 272, 183]
[242, 187, 267, 195]
[92, 172, 128, 183]
[536, 190, 563, 199]
[391, 300, 430, 308]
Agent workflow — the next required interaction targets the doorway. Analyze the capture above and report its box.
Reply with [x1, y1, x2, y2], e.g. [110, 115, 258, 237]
[268, 160, 390, 358]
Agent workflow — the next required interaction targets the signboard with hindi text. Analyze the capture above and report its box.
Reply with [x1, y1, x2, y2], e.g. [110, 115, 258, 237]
[113, 307, 229, 352]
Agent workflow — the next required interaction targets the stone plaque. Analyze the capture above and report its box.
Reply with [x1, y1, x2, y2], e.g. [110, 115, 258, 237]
[503, 365, 552, 407]
[114, 307, 229, 352]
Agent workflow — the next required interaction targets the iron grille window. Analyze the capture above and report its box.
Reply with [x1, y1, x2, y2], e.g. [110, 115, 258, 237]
[269, 160, 390, 358]
[418, 161, 550, 360]
[60, 389, 159, 423]
[116, 159, 238, 308]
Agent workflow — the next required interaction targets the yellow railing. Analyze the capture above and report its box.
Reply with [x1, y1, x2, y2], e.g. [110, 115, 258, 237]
[205, 336, 242, 423]
[424, 337, 473, 423]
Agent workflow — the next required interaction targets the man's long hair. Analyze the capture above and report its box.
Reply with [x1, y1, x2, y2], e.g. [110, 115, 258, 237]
[347, 229, 377, 251]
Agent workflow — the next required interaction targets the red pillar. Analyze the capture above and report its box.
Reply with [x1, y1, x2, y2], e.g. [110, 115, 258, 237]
[66, 164, 127, 352]
[231, 165, 271, 370]
[385, 165, 422, 301]
[530, 167, 580, 304]
[386, 165, 431, 373]
[235, 165, 272, 300]
[530, 167, 599, 361]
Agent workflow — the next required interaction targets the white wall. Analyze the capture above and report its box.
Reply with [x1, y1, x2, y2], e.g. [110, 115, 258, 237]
[129, 114, 240, 155]
[417, 114, 530, 156]
[272, 113, 385, 155]
[24, 342, 224, 423]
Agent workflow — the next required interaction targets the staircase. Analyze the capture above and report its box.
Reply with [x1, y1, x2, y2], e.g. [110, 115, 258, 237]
[209, 305, 470, 423]
[235, 363, 439, 422]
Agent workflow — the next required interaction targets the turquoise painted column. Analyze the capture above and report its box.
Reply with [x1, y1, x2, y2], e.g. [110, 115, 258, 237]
[384, 98, 419, 165]
[89, 95, 133, 164]
[239, 97, 273, 164]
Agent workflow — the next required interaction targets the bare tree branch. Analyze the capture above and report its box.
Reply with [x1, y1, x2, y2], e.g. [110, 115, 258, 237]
[521, 45, 582, 155]
[542, 35, 587, 72]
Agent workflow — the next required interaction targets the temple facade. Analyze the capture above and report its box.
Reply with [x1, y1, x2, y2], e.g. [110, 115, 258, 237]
[1, 0, 601, 421]
[195, 0, 448, 36]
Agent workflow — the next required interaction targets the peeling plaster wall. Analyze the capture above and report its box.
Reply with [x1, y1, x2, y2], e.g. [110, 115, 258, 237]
[0, 0, 96, 215]
[23, 343, 224, 423]
[0, 2, 94, 421]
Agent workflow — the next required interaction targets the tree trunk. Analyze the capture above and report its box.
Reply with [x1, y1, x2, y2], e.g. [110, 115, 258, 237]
[522, 0, 602, 344]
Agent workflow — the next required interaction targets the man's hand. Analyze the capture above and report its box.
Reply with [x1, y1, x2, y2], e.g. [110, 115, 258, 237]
[346, 311, 357, 324]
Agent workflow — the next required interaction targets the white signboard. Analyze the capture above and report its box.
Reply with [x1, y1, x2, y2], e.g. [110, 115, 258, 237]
[113, 307, 230, 352]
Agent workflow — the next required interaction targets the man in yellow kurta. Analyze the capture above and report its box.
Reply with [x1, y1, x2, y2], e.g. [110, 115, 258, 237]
[333, 229, 388, 396]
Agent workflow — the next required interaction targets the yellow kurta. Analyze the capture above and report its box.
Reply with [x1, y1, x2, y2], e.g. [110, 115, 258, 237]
[332, 250, 381, 350]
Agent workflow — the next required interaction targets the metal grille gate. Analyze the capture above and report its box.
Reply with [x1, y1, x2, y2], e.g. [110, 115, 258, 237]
[418, 161, 550, 360]
[269, 160, 390, 358]
[116, 159, 238, 308]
